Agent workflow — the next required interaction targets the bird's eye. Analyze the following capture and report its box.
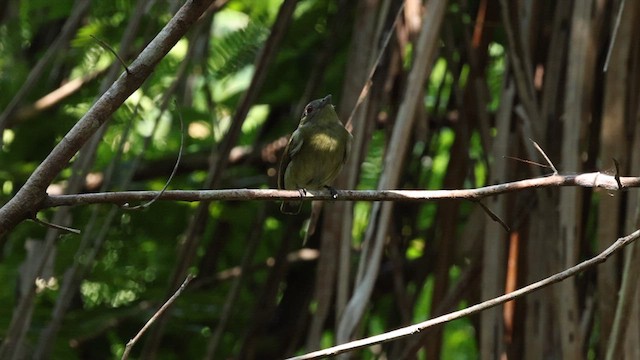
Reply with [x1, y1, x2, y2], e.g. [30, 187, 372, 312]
[304, 105, 314, 116]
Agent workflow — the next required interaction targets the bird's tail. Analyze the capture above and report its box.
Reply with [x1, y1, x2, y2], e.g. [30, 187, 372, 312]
[280, 200, 303, 215]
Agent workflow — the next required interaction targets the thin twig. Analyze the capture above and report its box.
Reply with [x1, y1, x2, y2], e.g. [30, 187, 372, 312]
[503, 156, 550, 169]
[345, 2, 406, 130]
[603, 0, 625, 72]
[531, 139, 558, 175]
[286, 228, 640, 359]
[31, 216, 81, 235]
[123, 102, 185, 210]
[91, 35, 131, 74]
[474, 200, 510, 232]
[121, 273, 195, 360]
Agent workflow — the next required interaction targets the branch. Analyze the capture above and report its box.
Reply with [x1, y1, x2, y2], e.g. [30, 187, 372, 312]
[285, 228, 640, 359]
[121, 274, 195, 360]
[12, 68, 108, 125]
[41, 172, 640, 208]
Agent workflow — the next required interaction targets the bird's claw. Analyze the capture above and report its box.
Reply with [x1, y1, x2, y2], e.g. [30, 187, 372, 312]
[324, 186, 338, 199]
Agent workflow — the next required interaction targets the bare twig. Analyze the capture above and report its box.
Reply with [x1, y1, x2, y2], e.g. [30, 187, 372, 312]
[286, 228, 640, 359]
[344, 1, 406, 130]
[475, 200, 510, 232]
[30, 216, 81, 235]
[122, 102, 185, 210]
[121, 273, 195, 360]
[90, 35, 131, 74]
[603, 0, 626, 72]
[503, 156, 550, 169]
[531, 139, 558, 175]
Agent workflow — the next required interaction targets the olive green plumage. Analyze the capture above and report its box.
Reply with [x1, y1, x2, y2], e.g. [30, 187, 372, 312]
[278, 95, 352, 214]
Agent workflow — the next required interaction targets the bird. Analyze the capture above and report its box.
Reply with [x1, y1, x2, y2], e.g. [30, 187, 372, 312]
[278, 94, 353, 214]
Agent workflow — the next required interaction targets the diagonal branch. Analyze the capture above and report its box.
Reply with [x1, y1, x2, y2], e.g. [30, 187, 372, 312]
[121, 274, 195, 360]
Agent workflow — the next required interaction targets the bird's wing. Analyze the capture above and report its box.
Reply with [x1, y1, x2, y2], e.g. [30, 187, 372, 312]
[343, 130, 353, 164]
[278, 130, 304, 189]
[287, 129, 304, 158]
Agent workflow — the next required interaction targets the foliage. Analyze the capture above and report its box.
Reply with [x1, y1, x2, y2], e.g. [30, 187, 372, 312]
[1, 0, 640, 359]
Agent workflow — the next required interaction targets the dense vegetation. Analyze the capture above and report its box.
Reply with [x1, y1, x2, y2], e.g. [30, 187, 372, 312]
[1, 0, 639, 359]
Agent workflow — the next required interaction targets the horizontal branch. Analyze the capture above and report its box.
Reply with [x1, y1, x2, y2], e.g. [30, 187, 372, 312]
[42, 172, 640, 208]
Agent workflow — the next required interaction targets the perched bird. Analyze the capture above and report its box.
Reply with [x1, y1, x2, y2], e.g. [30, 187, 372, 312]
[278, 95, 352, 214]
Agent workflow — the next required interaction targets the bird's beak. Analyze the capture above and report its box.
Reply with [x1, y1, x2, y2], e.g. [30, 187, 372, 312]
[323, 94, 332, 105]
